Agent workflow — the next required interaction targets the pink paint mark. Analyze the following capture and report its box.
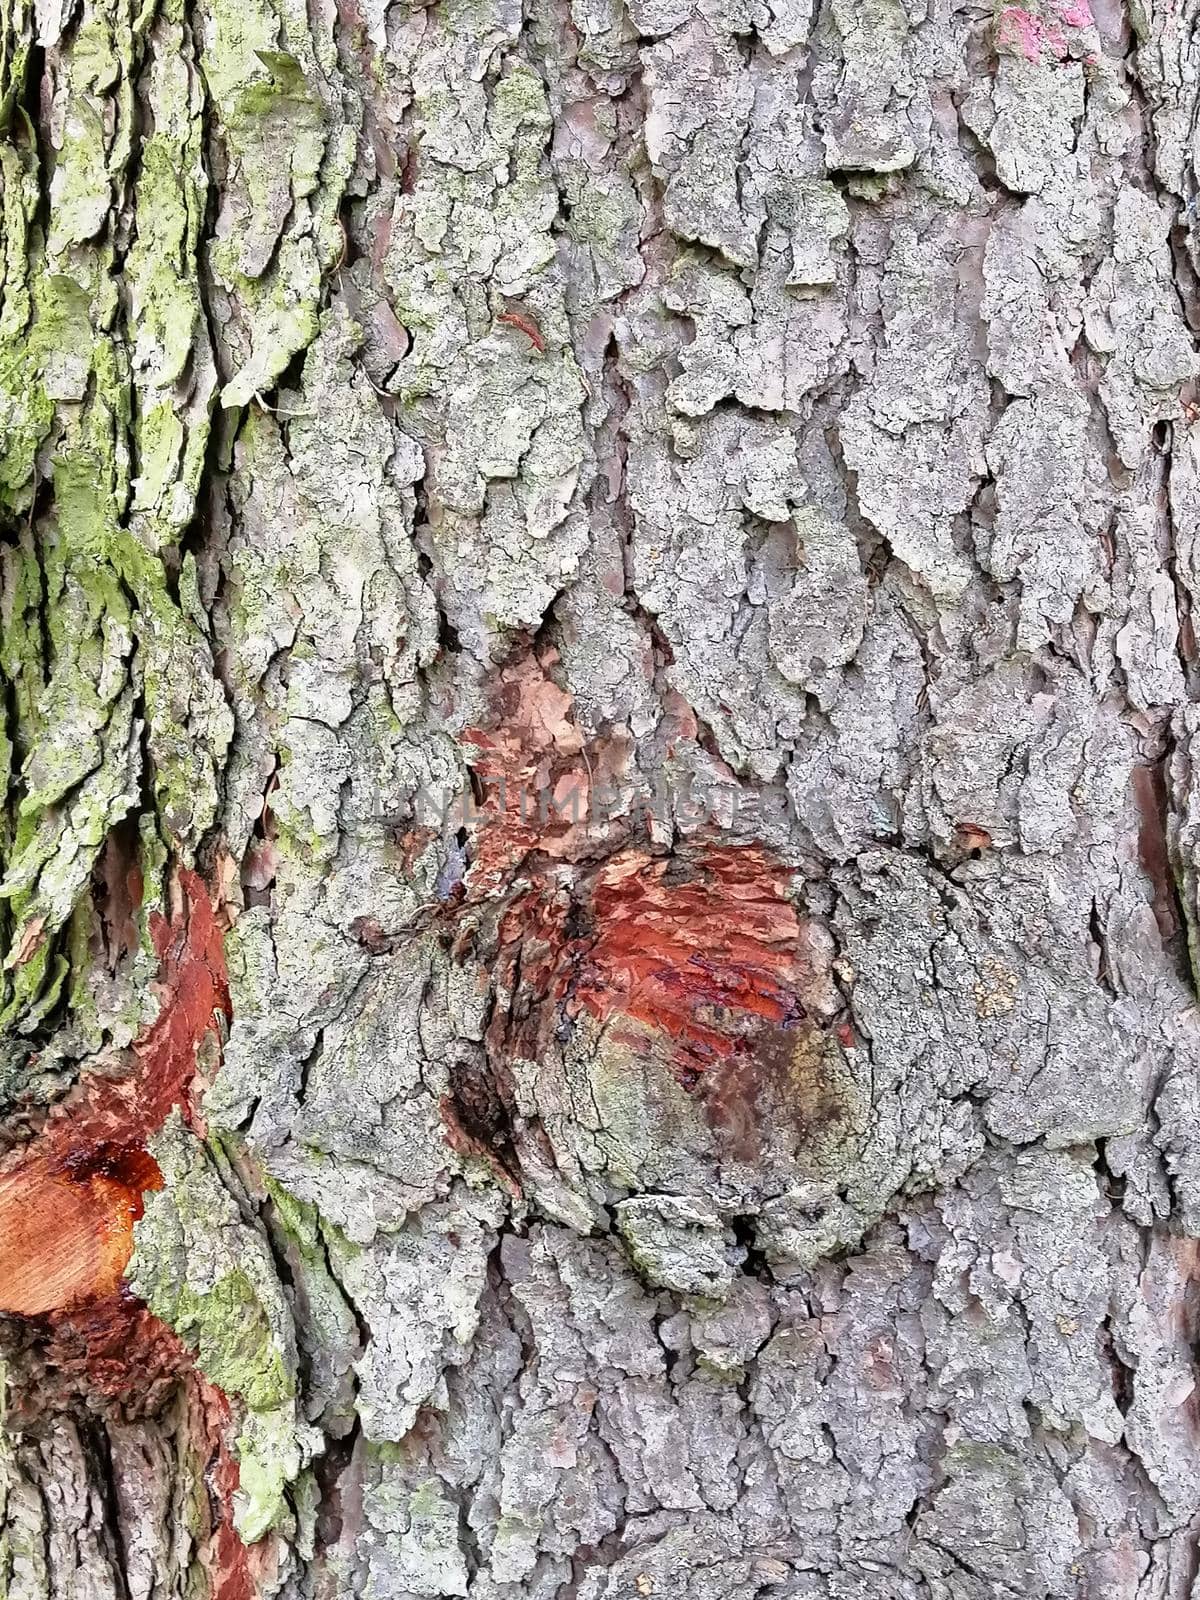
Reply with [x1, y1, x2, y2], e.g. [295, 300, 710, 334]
[999, 6, 1044, 58]
[998, 5, 1068, 60]
[1057, 0, 1094, 23]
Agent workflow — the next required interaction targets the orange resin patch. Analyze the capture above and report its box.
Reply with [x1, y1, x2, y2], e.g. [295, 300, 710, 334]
[0, 1146, 163, 1317]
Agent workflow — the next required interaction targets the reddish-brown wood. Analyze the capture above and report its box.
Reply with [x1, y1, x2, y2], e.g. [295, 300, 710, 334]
[570, 846, 805, 1070]
[0, 869, 229, 1318]
[0, 870, 254, 1600]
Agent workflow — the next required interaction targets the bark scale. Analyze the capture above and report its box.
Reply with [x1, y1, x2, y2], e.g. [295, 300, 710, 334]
[1, 0, 1199, 1596]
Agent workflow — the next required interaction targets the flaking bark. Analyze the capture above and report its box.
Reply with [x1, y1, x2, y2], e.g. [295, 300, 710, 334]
[2, 0, 1200, 1597]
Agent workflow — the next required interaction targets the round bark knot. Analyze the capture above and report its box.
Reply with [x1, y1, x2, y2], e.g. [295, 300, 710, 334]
[436, 646, 866, 1275]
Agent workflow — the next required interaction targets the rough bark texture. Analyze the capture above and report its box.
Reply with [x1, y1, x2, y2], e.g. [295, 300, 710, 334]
[2, 0, 1200, 1595]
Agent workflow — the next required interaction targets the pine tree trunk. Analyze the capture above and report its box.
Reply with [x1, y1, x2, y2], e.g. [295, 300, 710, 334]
[2, 0, 1200, 1594]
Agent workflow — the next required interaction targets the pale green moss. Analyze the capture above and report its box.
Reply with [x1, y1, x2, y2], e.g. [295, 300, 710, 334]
[231, 1406, 306, 1544]
[563, 179, 634, 255]
[264, 1174, 324, 1259]
[490, 64, 552, 141]
[132, 400, 186, 516]
[201, 0, 353, 409]
[0, 529, 46, 760]
[0, 139, 55, 513]
[170, 1270, 295, 1411]
[0, 0, 226, 1042]
[47, 98, 112, 251]
[126, 136, 204, 387]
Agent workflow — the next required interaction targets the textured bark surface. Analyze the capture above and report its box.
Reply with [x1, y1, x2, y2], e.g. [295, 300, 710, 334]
[2, 0, 1200, 1595]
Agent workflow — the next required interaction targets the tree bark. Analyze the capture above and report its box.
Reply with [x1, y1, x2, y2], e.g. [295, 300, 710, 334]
[2, 0, 1200, 1595]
